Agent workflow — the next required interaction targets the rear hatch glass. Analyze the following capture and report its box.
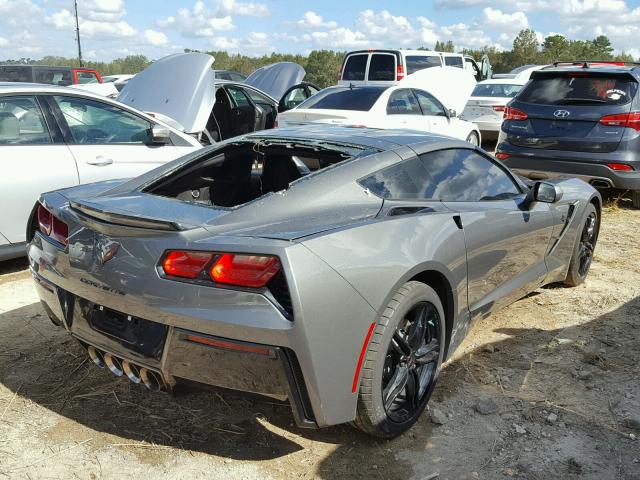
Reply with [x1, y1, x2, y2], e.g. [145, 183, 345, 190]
[368, 54, 395, 81]
[297, 87, 387, 111]
[342, 54, 368, 81]
[507, 72, 638, 153]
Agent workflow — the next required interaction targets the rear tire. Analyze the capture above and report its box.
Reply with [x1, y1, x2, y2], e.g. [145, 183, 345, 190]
[466, 132, 479, 146]
[632, 190, 640, 209]
[353, 281, 446, 438]
[564, 203, 599, 287]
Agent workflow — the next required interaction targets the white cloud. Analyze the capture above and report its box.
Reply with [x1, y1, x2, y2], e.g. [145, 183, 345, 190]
[209, 31, 273, 56]
[482, 8, 528, 33]
[80, 0, 126, 22]
[217, 0, 269, 17]
[45, 5, 136, 40]
[294, 11, 338, 29]
[0, 36, 7, 46]
[157, 1, 234, 37]
[143, 29, 168, 46]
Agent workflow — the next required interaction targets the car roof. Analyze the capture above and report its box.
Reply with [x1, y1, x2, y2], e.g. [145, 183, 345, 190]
[0, 82, 109, 99]
[538, 64, 640, 77]
[242, 124, 471, 152]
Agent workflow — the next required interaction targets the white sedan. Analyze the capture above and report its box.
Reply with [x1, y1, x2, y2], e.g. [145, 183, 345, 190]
[276, 84, 481, 145]
[0, 84, 201, 261]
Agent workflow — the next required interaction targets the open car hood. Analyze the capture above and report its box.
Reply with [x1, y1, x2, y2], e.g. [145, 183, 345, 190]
[400, 66, 476, 115]
[244, 62, 306, 102]
[117, 53, 216, 134]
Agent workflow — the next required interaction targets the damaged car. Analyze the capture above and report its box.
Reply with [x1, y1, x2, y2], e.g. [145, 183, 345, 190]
[117, 53, 319, 145]
[28, 126, 601, 438]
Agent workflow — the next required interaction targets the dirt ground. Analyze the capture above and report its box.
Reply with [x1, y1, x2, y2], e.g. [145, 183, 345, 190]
[0, 198, 639, 480]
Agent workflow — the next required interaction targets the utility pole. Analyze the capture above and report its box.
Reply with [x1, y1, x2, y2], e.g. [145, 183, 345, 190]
[74, 0, 83, 66]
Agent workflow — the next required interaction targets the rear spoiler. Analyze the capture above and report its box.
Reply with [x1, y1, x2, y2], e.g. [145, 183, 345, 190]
[70, 202, 183, 231]
[531, 69, 639, 82]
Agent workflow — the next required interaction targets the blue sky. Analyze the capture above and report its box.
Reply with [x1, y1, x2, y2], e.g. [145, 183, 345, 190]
[1, 0, 640, 61]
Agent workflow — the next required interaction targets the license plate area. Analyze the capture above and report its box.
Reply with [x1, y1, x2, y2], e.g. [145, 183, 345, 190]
[74, 298, 168, 360]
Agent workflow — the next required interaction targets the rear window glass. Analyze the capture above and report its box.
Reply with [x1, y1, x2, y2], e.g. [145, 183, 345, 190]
[34, 68, 72, 86]
[406, 56, 441, 75]
[0, 66, 31, 83]
[518, 75, 637, 106]
[472, 83, 522, 98]
[342, 54, 368, 81]
[444, 56, 464, 68]
[368, 54, 395, 81]
[297, 87, 386, 111]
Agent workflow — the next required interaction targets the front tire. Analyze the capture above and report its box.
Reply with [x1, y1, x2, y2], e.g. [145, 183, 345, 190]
[564, 203, 599, 287]
[353, 281, 446, 438]
[466, 131, 479, 146]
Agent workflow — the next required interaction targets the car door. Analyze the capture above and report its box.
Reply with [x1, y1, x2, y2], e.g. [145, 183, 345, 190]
[278, 83, 320, 112]
[225, 86, 257, 136]
[385, 88, 428, 131]
[413, 89, 455, 136]
[420, 148, 554, 318]
[0, 94, 78, 244]
[48, 94, 186, 184]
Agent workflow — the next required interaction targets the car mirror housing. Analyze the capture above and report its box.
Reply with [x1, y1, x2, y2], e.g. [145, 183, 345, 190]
[447, 109, 457, 118]
[151, 125, 171, 145]
[533, 181, 562, 204]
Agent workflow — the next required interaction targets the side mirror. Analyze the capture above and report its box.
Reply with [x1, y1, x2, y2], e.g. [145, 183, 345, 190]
[151, 125, 171, 145]
[532, 181, 562, 204]
[447, 109, 457, 118]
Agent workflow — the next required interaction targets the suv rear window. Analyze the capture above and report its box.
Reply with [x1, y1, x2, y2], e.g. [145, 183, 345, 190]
[472, 83, 522, 98]
[406, 56, 441, 75]
[368, 54, 395, 81]
[444, 56, 463, 68]
[297, 87, 387, 111]
[342, 54, 368, 81]
[518, 74, 638, 106]
[0, 66, 31, 82]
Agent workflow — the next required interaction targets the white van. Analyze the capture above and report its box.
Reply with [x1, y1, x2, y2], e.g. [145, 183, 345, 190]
[338, 49, 492, 85]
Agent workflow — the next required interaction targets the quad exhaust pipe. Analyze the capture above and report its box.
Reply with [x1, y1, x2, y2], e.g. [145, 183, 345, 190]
[84, 344, 166, 392]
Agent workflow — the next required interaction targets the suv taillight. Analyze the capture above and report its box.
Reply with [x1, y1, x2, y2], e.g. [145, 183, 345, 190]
[503, 107, 528, 121]
[161, 250, 281, 288]
[37, 203, 68, 245]
[599, 112, 640, 131]
[396, 64, 405, 81]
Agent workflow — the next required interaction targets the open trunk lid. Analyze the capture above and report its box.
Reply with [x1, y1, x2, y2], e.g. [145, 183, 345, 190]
[506, 70, 638, 153]
[117, 53, 216, 134]
[244, 62, 305, 102]
[400, 66, 476, 114]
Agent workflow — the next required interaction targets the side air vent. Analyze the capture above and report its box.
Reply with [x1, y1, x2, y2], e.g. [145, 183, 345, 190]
[388, 206, 435, 217]
[267, 271, 294, 319]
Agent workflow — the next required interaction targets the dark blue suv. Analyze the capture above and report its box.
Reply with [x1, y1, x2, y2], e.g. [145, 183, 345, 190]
[496, 62, 640, 208]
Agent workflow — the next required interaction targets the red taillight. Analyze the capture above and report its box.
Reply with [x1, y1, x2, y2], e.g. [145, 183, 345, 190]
[599, 112, 640, 131]
[185, 334, 271, 356]
[37, 203, 68, 245]
[607, 163, 634, 171]
[162, 251, 214, 279]
[37, 203, 52, 236]
[492, 105, 506, 112]
[210, 253, 281, 288]
[396, 64, 405, 81]
[495, 153, 511, 160]
[503, 107, 528, 121]
[51, 216, 68, 245]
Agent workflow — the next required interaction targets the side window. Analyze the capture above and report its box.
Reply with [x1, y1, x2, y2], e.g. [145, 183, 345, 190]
[405, 55, 442, 75]
[420, 149, 521, 201]
[53, 95, 153, 144]
[387, 89, 421, 115]
[359, 149, 521, 201]
[35, 68, 72, 86]
[0, 96, 51, 145]
[465, 58, 480, 77]
[359, 156, 434, 200]
[368, 54, 396, 81]
[244, 88, 271, 105]
[413, 90, 446, 116]
[281, 86, 308, 111]
[75, 71, 99, 84]
[226, 87, 252, 108]
[0, 67, 32, 82]
[342, 54, 368, 81]
[444, 56, 464, 68]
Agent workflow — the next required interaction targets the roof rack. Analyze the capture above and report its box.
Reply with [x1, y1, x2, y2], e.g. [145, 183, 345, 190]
[551, 60, 640, 68]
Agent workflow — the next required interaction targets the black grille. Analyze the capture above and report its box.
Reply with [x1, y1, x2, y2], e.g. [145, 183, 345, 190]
[267, 272, 294, 319]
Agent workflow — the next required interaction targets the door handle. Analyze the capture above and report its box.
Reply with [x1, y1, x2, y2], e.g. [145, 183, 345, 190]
[87, 156, 113, 166]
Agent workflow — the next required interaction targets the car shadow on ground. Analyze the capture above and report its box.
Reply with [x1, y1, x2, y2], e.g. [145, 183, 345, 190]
[0, 295, 638, 478]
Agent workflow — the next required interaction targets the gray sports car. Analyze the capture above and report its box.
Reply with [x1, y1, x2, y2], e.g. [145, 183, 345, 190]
[27, 126, 601, 437]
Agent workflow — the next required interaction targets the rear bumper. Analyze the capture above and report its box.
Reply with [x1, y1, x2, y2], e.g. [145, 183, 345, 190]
[31, 267, 318, 428]
[500, 154, 640, 190]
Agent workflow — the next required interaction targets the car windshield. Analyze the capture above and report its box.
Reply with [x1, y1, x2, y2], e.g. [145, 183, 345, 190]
[297, 87, 387, 111]
[518, 74, 637, 105]
[472, 83, 522, 98]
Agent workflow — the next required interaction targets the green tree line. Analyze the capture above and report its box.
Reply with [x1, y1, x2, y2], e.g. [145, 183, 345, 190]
[2, 30, 637, 88]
